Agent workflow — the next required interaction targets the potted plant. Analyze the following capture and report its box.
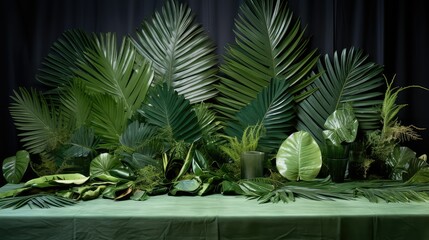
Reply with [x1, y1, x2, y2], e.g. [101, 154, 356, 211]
[323, 103, 359, 182]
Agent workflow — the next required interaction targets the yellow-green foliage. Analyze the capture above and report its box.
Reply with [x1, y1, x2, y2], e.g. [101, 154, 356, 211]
[368, 75, 428, 161]
[220, 124, 264, 163]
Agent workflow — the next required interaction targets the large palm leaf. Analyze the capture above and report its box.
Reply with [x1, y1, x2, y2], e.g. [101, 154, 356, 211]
[139, 83, 202, 144]
[36, 29, 98, 95]
[225, 78, 294, 152]
[215, 0, 319, 119]
[297, 48, 384, 145]
[75, 33, 154, 119]
[9, 88, 71, 154]
[132, 0, 218, 103]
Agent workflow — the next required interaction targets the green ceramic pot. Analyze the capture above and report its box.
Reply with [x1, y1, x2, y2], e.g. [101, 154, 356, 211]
[240, 151, 265, 179]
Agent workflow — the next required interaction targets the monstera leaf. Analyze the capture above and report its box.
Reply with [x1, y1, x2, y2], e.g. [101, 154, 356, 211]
[2, 150, 30, 184]
[216, 0, 318, 119]
[133, 0, 218, 103]
[276, 131, 322, 181]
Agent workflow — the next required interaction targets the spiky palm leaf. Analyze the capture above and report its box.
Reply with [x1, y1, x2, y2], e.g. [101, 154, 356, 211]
[139, 83, 202, 144]
[75, 33, 154, 119]
[297, 48, 384, 145]
[0, 194, 77, 209]
[90, 94, 128, 149]
[132, 0, 218, 103]
[62, 127, 99, 158]
[59, 80, 93, 129]
[119, 121, 157, 150]
[225, 78, 294, 152]
[9, 88, 71, 154]
[36, 29, 98, 95]
[215, 0, 319, 119]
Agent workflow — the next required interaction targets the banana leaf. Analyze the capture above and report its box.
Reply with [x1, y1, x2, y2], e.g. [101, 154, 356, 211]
[276, 131, 322, 181]
[133, 0, 218, 103]
[2, 150, 30, 184]
[24, 173, 89, 188]
[216, 0, 318, 119]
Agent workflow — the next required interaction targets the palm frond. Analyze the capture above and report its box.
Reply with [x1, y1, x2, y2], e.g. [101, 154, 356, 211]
[225, 78, 294, 152]
[63, 127, 99, 158]
[60, 80, 93, 128]
[9, 88, 71, 154]
[138, 83, 202, 143]
[132, 0, 218, 103]
[119, 121, 157, 150]
[90, 94, 128, 149]
[0, 193, 77, 209]
[75, 33, 154, 119]
[354, 182, 429, 203]
[215, 0, 318, 119]
[36, 29, 98, 95]
[297, 48, 384, 145]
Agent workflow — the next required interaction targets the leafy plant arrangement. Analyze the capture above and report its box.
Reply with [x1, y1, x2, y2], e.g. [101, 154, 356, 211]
[2, 0, 429, 209]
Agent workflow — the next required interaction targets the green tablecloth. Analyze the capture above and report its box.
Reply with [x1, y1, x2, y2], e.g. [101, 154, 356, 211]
[1, 184, 429, 240]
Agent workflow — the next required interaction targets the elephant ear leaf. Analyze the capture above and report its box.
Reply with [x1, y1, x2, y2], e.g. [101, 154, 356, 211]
[276, 131, 322, 181]
[2, 150, 30, 184]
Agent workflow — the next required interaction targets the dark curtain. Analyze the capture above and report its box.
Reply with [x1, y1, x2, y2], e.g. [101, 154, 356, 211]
[1, 0, 428, 184]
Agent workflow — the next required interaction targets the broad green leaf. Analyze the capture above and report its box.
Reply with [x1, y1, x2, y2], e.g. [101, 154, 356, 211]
[2, 150, 30, 184]
[89, 153, 122, 178]
[169, 179, 201, 195]
[24, 173, 88, 188]
[386, 146, 416, 180]
[276, 131, 322, 181]
[322, 104, 359, 145]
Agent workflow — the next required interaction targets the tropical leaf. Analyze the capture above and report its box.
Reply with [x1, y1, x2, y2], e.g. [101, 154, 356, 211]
[225, 78, 295, 152]
[354, 182, 429, 203]
[139, 83, 202, 143]
[215, 0, 318, 119]
[386, 146, 416, 180]
[36, 29, 98, 94]
[89, 153, 123, 179]
[276, 131, 322, 181]
[9, 88, 70, 154]
[90, 94, 128, 149]
[59, 80, 93, 128]
[63, 127, 99, 158]
[297, 48, 384, 145]
[119, 121, 157, 150]
[133, 0, 218, 103]
[2, 150, 30, 184]
[75, 33, 154, 119]
[0, 194, 77, 209]
[170, 178, 202, 195]
[322, 103, 359, 145]
[24, 173, 89, 188]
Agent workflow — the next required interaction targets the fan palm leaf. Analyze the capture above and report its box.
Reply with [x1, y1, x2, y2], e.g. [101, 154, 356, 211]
[60, 80, 93, 128]
[215, 0, 319, 119]
[139, 83, 202, 144]
[297, 48, 384, 145]
[132, 0, 218, 103]
[36, 29, 98, 95]
[225, 78, 294, 151]
[75, 33, 154, 119]
[9, 88, 71, 154]
[0, 194, 77, 209]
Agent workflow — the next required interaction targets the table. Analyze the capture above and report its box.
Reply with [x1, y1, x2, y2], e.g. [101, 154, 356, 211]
[1, 184, 429, 240]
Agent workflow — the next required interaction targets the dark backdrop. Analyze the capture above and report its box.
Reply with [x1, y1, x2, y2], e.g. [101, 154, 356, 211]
[1, 0, 428, 184]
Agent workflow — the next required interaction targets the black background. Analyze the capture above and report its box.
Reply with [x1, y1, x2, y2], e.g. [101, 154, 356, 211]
[1, 0, 428, 184]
